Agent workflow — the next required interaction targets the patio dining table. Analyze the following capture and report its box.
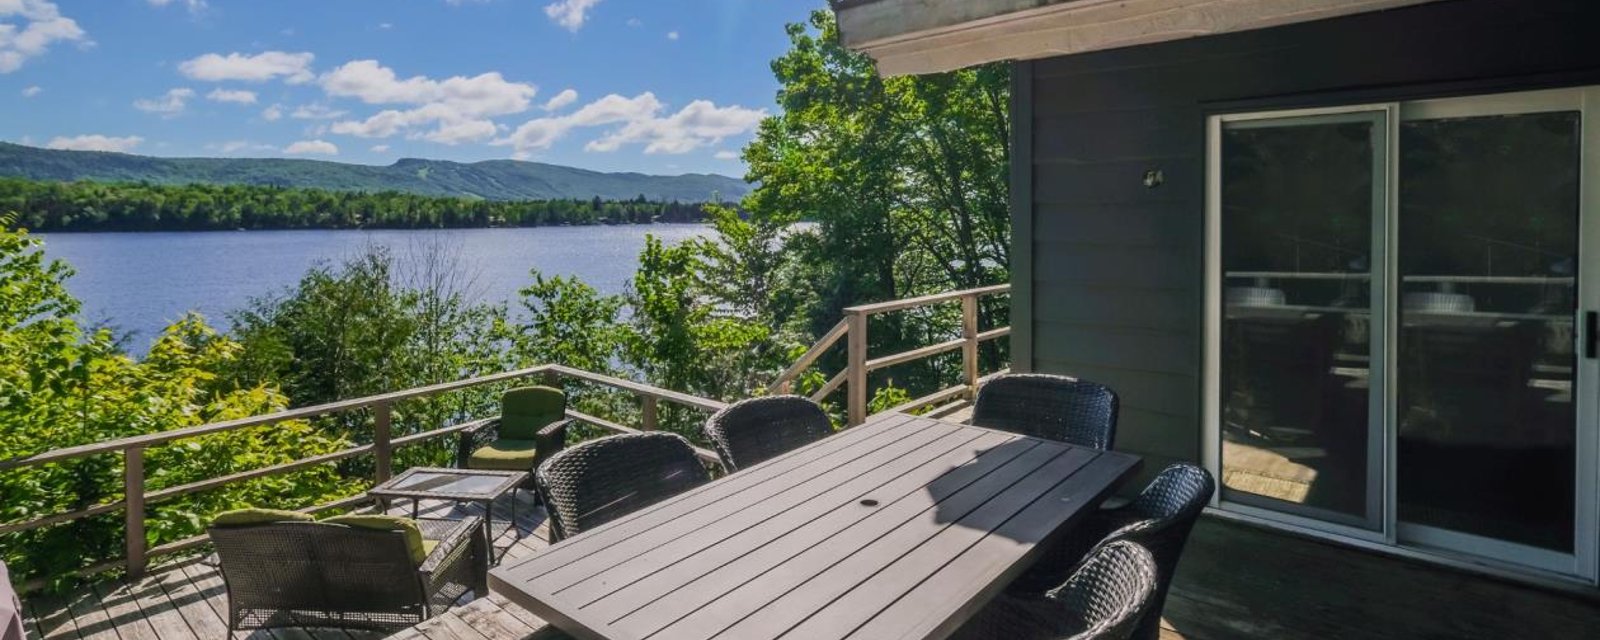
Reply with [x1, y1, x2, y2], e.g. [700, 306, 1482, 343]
[490, 412, 1141, 640]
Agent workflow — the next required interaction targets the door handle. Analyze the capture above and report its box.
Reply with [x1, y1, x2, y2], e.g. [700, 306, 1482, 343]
[1587, 311, 1597, 359]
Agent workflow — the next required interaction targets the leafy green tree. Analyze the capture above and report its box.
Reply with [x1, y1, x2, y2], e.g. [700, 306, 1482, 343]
[0, 220, 352, 586]
[740, 10, 1012, 399]
[226, 244, 516, 470]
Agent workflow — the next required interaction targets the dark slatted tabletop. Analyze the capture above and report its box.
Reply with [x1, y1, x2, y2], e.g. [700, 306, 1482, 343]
[489, 412, 1141, 640]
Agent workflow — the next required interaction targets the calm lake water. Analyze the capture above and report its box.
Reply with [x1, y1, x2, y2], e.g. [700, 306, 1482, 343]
[36, 225, 713, 347]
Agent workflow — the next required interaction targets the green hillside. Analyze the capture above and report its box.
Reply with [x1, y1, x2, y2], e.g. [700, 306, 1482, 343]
[0, 142, 750, 202]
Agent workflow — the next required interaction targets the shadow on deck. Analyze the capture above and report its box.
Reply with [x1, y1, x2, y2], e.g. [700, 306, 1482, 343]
[21, 491, 554, 640]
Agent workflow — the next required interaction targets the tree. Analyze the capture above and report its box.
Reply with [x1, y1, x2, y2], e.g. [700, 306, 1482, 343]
[740, 10, 1012, 399]
[0, 218, 352, 587]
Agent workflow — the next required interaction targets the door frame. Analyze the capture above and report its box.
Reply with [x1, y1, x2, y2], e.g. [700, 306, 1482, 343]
[1202, 86, 1600, 584]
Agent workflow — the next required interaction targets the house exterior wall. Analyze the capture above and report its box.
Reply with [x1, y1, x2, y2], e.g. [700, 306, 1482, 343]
[1013, 0, 1600, 489]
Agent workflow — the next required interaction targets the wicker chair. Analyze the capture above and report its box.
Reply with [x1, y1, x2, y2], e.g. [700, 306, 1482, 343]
[209, 516, 487, 632]
[1009, 463, 1215, 640]
[952, 540, 1159, 640]
[971, 373, 1119, 450]
[535, 432, 712, 542]
[457, 386, 574, 489]
[703, 395, 834, 471]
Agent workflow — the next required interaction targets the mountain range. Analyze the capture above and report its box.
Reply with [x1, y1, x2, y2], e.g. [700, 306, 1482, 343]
[0, 142, 750, 202]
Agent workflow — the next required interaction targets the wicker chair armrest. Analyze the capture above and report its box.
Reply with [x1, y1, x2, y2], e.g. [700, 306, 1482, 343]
[538, 417, 572, 447]
[417, 515, 487, 608]
[456, 418, 502, 468]
[418, 515, 481, 574]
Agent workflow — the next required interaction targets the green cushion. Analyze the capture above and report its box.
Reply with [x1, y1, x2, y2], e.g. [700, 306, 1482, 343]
[322, 514, 428, 564]
[212, 508, 314, 527]
[468, 438, 539, 471]
[500, 386, 565, 440]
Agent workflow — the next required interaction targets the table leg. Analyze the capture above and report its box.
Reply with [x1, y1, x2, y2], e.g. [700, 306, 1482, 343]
[485, 498, 501, 565]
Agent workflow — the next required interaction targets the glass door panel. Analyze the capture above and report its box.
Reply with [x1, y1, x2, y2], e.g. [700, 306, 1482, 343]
[1217, 111, 1385, 528]
[1396, 109, 1582, 557]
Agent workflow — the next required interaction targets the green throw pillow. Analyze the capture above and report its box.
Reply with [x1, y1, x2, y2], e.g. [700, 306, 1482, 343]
[322, 514, 428, 564]
[211, 508, 314, 527]
[500, 386, 565, 440]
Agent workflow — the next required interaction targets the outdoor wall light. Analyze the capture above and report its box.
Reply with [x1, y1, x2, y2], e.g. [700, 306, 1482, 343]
[1144, 168, 1165, 189]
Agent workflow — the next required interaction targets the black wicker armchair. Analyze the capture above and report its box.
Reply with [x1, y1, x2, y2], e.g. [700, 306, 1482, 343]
[703, 395, 834, 471]
[535, 432, 712, 542]
[971, 373, 1119, 450]
[952, 540, 1159, 640]
[1009, 463, 1215, 640]
[209, 515, 487, 632]
[457, 386, 573, 487]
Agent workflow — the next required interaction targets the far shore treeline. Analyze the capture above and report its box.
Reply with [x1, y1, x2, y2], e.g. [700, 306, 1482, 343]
[0, 177, 717, 232]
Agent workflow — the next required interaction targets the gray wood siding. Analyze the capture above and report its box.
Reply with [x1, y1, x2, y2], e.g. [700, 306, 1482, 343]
[1015, 0, 1600, 486]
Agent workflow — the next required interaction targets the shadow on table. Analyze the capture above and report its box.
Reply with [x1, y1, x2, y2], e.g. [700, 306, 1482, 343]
[924, 438, 1063, 545]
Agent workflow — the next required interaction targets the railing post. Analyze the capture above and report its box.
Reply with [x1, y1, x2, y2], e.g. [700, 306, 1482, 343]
[373, 402, 393, 484]
[642, 396, 659, 431]
[124, 445, 146, 579]
[847, 310, 869, 426]
[962, 293, 980, 401]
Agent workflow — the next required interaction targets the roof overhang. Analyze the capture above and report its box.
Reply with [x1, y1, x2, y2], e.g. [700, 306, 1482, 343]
[834, 0, 1448, 76]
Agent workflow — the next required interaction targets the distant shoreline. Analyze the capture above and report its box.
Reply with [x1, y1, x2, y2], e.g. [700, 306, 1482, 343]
[29, 220, 714, 234]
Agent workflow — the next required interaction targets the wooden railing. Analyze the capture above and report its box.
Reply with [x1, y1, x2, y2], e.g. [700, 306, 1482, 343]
[2, 285, 1010, 589]
[769, 284, 1011, 426]
[0, 363, 727, 588]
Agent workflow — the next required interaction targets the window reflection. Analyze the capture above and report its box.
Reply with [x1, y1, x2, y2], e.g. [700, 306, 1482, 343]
[1219, 117, 1378, 525]
[1397, 111, 1579, 552]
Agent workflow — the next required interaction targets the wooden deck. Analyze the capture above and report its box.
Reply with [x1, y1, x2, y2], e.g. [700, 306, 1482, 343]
[23, 489, 1600, 639]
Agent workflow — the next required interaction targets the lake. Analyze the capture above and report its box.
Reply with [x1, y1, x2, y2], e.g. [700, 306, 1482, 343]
[36, 225, 714, 347]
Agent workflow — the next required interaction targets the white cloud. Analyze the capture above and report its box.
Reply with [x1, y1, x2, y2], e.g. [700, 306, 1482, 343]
[0, 0, 88, 74]
[497, 92, 660, 152]
[588, 98, 766, 154]
[291, 103, 346, 119]
[496, 92, 765, 155]
[625, 17, 641, 27]
[133, 87, 195, 117]
[542, 88, 577, 111]
[377, 22, 393, 30]
[320, 60, 534, 114]
[178, 51, 315, 83]
[208, 140, 274, 154]
[205, 88, 257, 104]
[666, 31, 678, 41]
[283, 139, 337, 155]
[20, 85, 41, 97]
[370, 144, 390, 153]
[714, 150, 738, 160]
[46, 134, 143, 152]
[322, 60, 536, 145]
[421, 118, 498, 144]
[544, 0, 600, 32]
[261, 104, 283, 121]
[146, 0, 207, 13]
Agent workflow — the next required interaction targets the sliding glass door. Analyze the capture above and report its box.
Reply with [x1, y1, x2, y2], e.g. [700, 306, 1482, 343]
[1395, 96, 1584, 573]
[1213, 108, 1387, 531]
[1207, 87, 1600, 580]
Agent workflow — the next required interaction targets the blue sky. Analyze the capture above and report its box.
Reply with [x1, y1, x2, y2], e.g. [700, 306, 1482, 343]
[0, 0, 818, 176]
